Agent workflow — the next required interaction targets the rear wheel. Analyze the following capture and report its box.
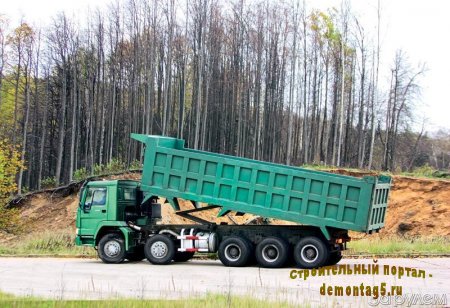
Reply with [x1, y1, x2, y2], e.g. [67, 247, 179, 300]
[144, 235, 175, 265]
[293, 236, 329, 269]
[98, 233, 126, 264]
[255, 237, 289, 268]
[326, 251, 343, 266]
[218, 236, 252, 267]
[173, 251, 195, 262]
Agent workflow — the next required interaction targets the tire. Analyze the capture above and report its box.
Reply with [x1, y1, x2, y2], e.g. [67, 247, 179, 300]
[144, 234, 175, 265]
[218, 236, 252, 267]
[326, 251, 343, 266]
[98, 233, 126, 264]
[293, 236, 329, 269]
[255, 237, 289, 268]
[126, 245, 145, 262]
[173, 251, 195, 262]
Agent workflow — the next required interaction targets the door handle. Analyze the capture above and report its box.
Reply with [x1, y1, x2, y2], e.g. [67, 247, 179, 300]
[101, 209, 106, 213]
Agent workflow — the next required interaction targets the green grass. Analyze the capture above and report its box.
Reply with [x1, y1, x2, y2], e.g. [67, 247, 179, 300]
[2, 230, 449, 257]
[301, 163, 372, 172]
[0, 230, 450, 259]
[400, 164, 450, 179]
[0, 292, 295, 308]
[0, 291, 16, 300]
[0, 230, 95, 257]
[347, 236, 450, 255]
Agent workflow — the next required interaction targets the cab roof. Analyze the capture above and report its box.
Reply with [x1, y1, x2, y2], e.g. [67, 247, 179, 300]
[86, 180, 139, 187]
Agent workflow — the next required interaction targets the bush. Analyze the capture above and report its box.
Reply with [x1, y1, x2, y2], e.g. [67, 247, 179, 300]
[104, 158, 126, 173]
[411, 164, 437, 177]
[130, 159, 142, 170]
[0, 139, 24, 232]
[73, 167, 89, 181]
[432, 170, 450, 179]
[41, 176, 56, 188]
[93, 164, 104, 175]
[72, 158, 140, 182]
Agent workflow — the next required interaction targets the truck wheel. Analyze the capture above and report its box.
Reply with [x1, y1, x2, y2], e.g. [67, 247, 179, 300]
[144, 235, 175, 265]
[326, 251, 343, 266]
[218, 236, 252, 267]
[173, 251, 195, 262]
[98, 233, 126, 264]
[126, 245, 145, 262]
[255, 237, 289, 268]
[293, 237, 329, 269]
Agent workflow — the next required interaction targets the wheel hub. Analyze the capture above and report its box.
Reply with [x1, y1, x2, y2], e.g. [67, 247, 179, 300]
[104, 240, 121, 257]
[301, 244, 319, 263]
[224, 244, 241, 261]
[262, 245, 279, 262]
[151, 241, 168, 258]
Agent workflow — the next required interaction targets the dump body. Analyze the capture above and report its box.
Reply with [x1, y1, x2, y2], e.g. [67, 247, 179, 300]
[132, 134, 390, 234]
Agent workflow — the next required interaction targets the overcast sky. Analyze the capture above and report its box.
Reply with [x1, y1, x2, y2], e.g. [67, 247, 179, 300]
[2, 0, 449, 131]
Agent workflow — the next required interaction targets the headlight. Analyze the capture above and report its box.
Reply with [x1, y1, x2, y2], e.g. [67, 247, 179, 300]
[76, 228, 79, 235]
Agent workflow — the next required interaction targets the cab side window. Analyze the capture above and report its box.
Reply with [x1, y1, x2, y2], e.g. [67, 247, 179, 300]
[117, 187, 136, 201]
[123, 188, 136, 201]
[85, 188, 107, 206]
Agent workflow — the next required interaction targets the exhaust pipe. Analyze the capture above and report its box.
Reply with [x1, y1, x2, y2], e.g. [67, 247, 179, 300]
[127, 221, 141, 231]
[159, 229, 180, 237]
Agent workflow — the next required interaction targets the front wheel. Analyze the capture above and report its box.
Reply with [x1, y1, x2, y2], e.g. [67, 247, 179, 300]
[98, 233, 126, 264]
[144, 235, 175, 265]
[293, 236, 329, 269]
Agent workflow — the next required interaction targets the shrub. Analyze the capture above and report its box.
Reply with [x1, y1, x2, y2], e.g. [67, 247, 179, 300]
[130, 159, 142, 170]
[93, 164, 104, 175]
[104, 158, 126, 174]
[41, 176, 56, 188]
[411, 164, 436, 177]
[73, 167, 89, 181]
[0, 139, 24, 232]
[73, 158, 139, 182]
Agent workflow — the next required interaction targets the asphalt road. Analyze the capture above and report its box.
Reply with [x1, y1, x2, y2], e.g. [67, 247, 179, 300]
[0, 257, 449, 306]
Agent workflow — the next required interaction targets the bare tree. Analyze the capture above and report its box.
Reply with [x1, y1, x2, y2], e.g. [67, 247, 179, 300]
[368, 0, 381, 170]
[0, 15, 8, 110]
[336, 1, 349, 167]
[48, 13, 72, 185]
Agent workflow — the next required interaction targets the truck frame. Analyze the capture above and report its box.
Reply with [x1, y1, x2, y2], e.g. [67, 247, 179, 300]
[76, 134, 391, 268]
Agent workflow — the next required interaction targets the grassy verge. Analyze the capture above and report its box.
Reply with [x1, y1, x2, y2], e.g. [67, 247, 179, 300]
[346, 236, 450, 255]
[0, 230, 95, 257]
[1, 231, 449, 257]
[0, 292, 294, 308]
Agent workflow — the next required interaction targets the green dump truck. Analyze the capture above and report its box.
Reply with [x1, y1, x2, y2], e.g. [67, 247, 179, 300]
[76, 134, 391, 268]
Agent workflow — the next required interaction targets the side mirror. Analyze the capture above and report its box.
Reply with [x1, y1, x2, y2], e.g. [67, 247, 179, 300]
[84, 203, 92, 212]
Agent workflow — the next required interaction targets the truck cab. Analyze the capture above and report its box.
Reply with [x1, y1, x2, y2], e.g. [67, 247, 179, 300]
[76, 180, 141, 247]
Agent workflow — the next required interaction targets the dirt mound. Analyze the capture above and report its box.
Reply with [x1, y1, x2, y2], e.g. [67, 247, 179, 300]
[327, 168, 379, 177]
[381, 176, 450, 237]
[1, 173, 448, 243]
[326, 170, 450, 237]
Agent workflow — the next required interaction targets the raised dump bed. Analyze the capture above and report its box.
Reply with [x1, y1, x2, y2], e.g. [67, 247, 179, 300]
[132, 134, 391, 236]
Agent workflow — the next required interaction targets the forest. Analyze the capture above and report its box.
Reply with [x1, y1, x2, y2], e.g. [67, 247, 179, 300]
[0, 0, 448, 194]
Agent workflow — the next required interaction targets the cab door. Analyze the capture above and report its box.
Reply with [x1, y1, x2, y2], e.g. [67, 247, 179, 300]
[78, 186, 108, 236]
